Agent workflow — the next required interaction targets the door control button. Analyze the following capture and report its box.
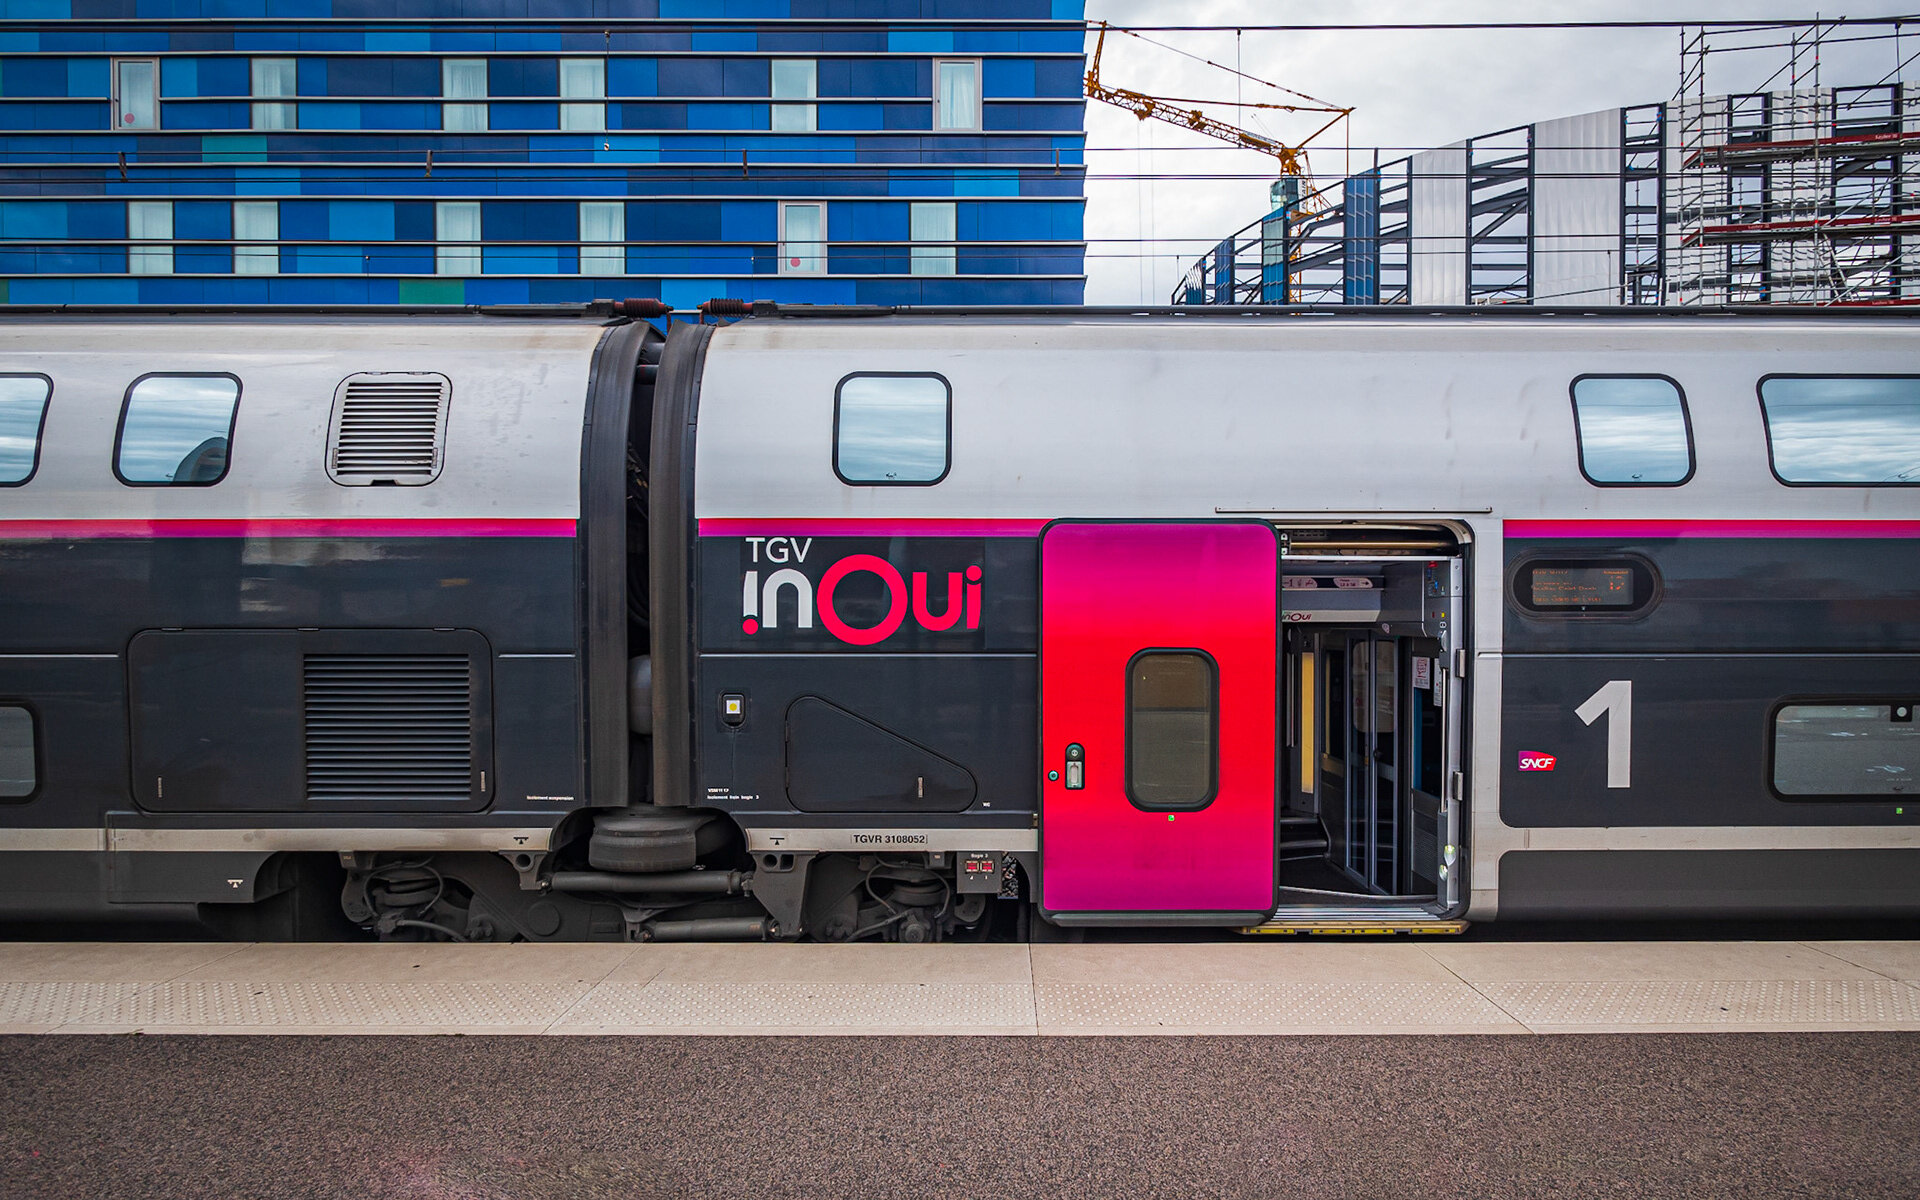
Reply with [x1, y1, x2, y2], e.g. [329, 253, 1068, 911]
[1064, 742, 1085, 789]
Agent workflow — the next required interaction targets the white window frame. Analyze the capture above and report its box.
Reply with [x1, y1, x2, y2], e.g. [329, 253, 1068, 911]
[910, 201, 957, 277]
[250, 58, 296, 131]
[578, 201, 624, 277]
[442, 59, 489, 133]
[112, 58, 159, 131]
[232, 200, 279, 276]
[932, 57, 982, 133]
[435, 201, 481, 276]
[127, 200, 172, 276]
[559, 58, 606, 132]
[777, 201, 827, 277]
[770, 59, 817, 133]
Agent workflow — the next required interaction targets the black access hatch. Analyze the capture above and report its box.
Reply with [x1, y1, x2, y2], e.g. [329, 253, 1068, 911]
[784, 695, 976, 813]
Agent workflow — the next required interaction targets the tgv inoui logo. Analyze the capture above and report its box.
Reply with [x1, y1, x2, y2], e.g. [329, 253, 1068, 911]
[741, 547, 983, 645]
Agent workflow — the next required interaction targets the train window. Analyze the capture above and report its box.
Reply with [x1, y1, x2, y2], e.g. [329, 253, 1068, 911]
[1772, 702, 1919, 799]
[834, 373, 951, 485]
[114, 374, 241, 487]
[1570, 376, 1694, 486]
[1511, 557, 1658, 617]
[1760, 376, 1920, 485]
[0, 707, 35, 799]
[0, 375, 51, 486]
[1125, 650, 1218, 811]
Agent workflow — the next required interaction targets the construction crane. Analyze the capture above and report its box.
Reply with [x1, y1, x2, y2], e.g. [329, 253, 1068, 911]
[1084, 21, 1351, 198]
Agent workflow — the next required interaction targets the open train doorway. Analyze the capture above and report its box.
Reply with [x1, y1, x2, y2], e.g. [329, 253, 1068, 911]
[1275, 528, 1467, 921]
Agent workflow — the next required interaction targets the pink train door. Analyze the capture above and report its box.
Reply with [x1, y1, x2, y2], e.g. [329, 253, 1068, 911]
[1039, 521, 1279, 921]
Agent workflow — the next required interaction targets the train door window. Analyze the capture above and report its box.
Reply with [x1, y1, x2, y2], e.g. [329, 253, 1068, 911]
[0, 375, 51, 486]
[1125, 650, 1217, 811]
[115, 374, 241, 487]
[0, 706, 35, 799]
[1760, 376, 1920, 485]
[1571, 376, 1694, 485]
[834, 373, 950, 485]
[1772, 701, 1920, 798]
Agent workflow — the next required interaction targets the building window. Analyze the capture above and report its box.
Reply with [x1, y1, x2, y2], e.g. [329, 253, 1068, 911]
[560, 59, 605, 132]
[127, 201, 173, 276]
[834, 373, 951, 486]
[442, 59, 489, 133]
[0, 706, 34, 800]
[1773, 701, 1920, 798]
[0, 375, 52, 487]
[115, 374, 241, 487]
[910, 202, 956, 276]
[771, 59, 817, 133]
[778, 201, 825, 276]
[436, 201, 481, 275]
[1570, 376, 1694, 486]
[933, 59, 981, 131]
[1760, 376, 1920, 486]
[113, 58, 158, 130]
[1125, 650, 1218, 811]
[579, 202, 624, 277]
[230, 201, 279, 275]
[250, 58, 296, 131]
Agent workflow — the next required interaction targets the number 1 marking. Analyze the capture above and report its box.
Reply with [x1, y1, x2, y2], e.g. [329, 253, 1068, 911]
[1575, 679, 1633, 789]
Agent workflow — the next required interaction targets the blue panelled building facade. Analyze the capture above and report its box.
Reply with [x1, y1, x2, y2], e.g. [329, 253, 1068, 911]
[0, 0, 1086, 306]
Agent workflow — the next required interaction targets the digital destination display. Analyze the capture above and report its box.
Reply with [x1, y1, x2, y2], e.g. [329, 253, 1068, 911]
[1529, 566, 1636, 608]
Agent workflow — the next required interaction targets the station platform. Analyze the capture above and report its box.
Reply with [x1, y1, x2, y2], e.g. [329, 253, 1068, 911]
[6, 937, 1920, 1036]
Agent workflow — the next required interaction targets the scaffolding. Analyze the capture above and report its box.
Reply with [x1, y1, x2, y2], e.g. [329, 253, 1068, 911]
[1671, 23, 1920, 305]
[1176, 20, 1916, 306]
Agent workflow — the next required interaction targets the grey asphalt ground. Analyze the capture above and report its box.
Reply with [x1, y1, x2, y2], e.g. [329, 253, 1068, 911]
[0, 1033, 1916, 1199]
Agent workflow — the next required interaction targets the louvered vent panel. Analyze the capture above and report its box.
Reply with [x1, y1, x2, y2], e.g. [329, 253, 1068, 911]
[327, 373, 450, 486]
[303, 654, 473, 804]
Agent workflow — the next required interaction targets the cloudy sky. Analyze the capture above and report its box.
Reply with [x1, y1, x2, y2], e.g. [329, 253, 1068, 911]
[1079, 1, 1917, 302]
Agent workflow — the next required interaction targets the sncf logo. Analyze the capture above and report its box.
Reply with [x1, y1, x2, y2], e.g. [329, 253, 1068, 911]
[740, 538, 982, 645]
[1517, 752, 1557, 772]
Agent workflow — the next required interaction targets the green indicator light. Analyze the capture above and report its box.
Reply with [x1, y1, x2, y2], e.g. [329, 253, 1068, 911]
[1167, 815, 1175, 822]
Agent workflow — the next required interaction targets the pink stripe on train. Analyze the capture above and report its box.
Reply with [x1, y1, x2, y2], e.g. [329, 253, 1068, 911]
[1506, 519, 1920, 539]
[0, 517, 577, 540]
[698, 517, 1051, 538]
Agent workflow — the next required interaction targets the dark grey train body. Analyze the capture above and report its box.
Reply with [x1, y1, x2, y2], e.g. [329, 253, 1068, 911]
[0, 308, 1914, 940]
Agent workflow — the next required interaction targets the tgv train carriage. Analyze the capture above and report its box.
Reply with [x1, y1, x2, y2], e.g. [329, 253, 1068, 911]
[0, 305, 1916, 941]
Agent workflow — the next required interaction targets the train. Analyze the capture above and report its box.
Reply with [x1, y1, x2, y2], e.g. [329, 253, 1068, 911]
[0, 302, 1915, 941]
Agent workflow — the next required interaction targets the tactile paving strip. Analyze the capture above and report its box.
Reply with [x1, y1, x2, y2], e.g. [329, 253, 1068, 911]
[57, 981, 590, 1028]
[1484, 979, 1920, 1027]
[557, 981, 1035, 1030]
[1033, 981, 1519, 1030]
[0, 981, 145, 1026]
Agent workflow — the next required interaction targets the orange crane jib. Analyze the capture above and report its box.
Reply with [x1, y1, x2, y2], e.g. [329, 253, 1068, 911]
[1083, 21, 1349, 193]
